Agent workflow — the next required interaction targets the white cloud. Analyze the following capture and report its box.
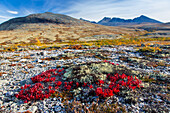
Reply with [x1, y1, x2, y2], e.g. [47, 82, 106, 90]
[0, 15, 12, 19]
[7, 10, 18, 14]
[58, 0, 170, 22]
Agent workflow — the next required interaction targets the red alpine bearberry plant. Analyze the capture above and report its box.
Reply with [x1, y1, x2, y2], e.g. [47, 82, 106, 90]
[15, 68, 65, 103]
[15, 61, 142, 103]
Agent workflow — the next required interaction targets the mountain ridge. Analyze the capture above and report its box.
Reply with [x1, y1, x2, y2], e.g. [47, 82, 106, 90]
[0, 12, 87, 31]
[0, 13, 164, 30]
[81, 15, 162, 26]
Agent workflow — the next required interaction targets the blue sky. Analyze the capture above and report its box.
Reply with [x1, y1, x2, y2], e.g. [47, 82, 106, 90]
[0, 0, 170, 23]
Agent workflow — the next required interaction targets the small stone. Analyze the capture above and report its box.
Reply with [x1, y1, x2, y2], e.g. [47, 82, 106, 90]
[54, 105, 61, 112]
[43, 100, 46, 105]
[4, 97, 12, 102]
[48, 104, 52, 108]
[151, 108, 157, 113]
[5, 92, 13, 97]
[44, 110, 50, 113]
[139, 103, 144, 108]
[28, 106, 38, 113]
[53, 97, 57, 101]
[139, 97, 144, 102]
[0, 100, 3, 106]
[156, 98, 163, 102]
[0, 80, 8, 86]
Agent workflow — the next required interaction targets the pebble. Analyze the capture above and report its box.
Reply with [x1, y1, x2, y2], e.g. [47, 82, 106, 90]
[54, 105, 62, 112]
[28, 106, 38, 113]
[139, 97, 144, 102]
[156, 99, 163, 102]
[0, 100, 3, 106]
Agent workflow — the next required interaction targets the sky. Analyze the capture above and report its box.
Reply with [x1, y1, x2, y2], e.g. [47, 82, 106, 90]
[0, 0, 170, 23]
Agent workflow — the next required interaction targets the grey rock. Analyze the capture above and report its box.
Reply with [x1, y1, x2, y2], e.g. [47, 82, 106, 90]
[156, 98, 163, 102]
[54, 105, 62, 112]
[5, 92, 13, 97]
[139, 97, 144, 102]
[28, 106, 38, 113]
[0, 100, 3, 106]
[53, 97, 57, 101]
[0, 80, 8, 87]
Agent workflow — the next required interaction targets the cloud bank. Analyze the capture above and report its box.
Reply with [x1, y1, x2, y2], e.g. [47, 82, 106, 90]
[58, 0, 170, 22]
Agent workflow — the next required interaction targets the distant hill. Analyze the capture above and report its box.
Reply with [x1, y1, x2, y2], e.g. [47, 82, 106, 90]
[0, 12, 87, 31]
[97, 15, 162, 26]
[80, 18, 97, 24]
[164, 22, 170, 25]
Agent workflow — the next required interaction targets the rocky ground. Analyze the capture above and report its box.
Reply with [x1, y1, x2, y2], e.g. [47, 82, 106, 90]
[0, 44, 169, 113]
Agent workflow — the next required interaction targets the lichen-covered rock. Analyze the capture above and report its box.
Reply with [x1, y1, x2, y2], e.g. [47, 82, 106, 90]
[63, 62, 115, 83]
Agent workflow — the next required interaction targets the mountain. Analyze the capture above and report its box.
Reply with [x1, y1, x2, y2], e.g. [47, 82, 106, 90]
[80, 18, 96, 24]
[0, 12, 87, 31]
[97, 15, 162, 26]
[0, 12, 137, 45]
[164, 22, 170, 25]
[133, 15, 162, 23]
